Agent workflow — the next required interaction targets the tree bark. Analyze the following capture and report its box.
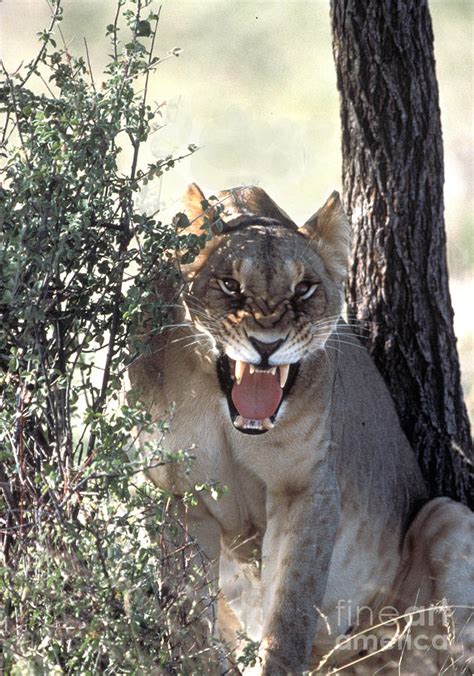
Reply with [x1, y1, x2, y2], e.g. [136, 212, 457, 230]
[330, 0, 473, 506]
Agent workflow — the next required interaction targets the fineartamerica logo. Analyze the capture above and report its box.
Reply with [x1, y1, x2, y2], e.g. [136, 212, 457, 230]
[331, 599, 472, 653]
[335, 598, 454, 630]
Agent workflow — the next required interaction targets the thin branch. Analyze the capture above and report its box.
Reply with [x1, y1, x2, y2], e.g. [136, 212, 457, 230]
[140, 6, 162, 126]
[19, 0, 63, 88]
[111, 0, 122, 62]
[83, 38, 96, 92]
[1, 65, 32, 169]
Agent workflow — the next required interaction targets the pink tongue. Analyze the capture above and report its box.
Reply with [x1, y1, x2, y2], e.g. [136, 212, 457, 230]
[231, 368, 282, 420]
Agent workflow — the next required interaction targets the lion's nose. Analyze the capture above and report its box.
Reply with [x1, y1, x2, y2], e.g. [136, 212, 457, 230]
[249, 337, 284, 365]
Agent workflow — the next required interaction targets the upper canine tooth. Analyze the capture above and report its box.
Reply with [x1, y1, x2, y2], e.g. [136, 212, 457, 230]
[279, 364, 290, 389]
[235, 360, 246, 385]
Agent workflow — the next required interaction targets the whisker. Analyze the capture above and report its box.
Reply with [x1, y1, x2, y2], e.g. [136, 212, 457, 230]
[128, 335, 209, 364]
[132, 322, 194, 340]
[168, 333, 210, 346]
[325, 338, 367, 351]
[313, 320, 374, 334]
[173, 339, 210, 351]
[322, 344, 343, 356]
[160, 323, 193, 331]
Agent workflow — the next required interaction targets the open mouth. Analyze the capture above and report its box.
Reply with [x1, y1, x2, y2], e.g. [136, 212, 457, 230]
[216, 355, 299, 435]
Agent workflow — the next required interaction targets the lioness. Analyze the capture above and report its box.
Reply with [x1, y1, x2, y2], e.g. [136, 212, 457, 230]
[129, 184, 473, 674]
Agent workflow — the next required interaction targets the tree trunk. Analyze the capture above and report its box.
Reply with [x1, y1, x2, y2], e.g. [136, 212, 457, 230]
[330, 0, 473, 506]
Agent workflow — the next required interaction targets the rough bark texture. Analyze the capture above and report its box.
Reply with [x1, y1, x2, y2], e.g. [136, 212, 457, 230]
[330, 0, 473, 506]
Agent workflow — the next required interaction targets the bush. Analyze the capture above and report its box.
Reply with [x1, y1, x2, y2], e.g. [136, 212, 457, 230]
[0, 1, 223, 671]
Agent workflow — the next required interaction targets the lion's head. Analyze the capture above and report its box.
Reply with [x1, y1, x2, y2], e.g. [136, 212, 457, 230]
[178, 184, 351, 434]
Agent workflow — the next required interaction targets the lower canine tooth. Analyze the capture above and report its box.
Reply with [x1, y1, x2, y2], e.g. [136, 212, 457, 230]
[279, 364, 290, 388]
[234, 415, 245, 427]
[262, 417, 274, 430]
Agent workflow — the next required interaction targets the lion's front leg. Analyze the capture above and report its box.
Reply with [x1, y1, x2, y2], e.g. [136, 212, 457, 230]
[256, 480, 341, 675]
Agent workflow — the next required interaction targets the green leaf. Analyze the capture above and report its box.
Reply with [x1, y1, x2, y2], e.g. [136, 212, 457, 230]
[135, 20, 151, 37]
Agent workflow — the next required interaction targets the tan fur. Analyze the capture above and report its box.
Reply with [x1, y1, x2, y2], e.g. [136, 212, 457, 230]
[128, 185, 473, 675]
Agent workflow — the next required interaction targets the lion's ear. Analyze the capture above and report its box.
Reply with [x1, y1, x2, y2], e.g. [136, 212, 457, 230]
[178, 183, 221, 278]
[181, 182, 208, 235]
[300, 191, 351, 281]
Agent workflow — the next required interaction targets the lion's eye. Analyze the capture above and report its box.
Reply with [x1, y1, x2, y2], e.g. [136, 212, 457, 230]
[217, 278, 241, 295]
[294, 281, 318, 300]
